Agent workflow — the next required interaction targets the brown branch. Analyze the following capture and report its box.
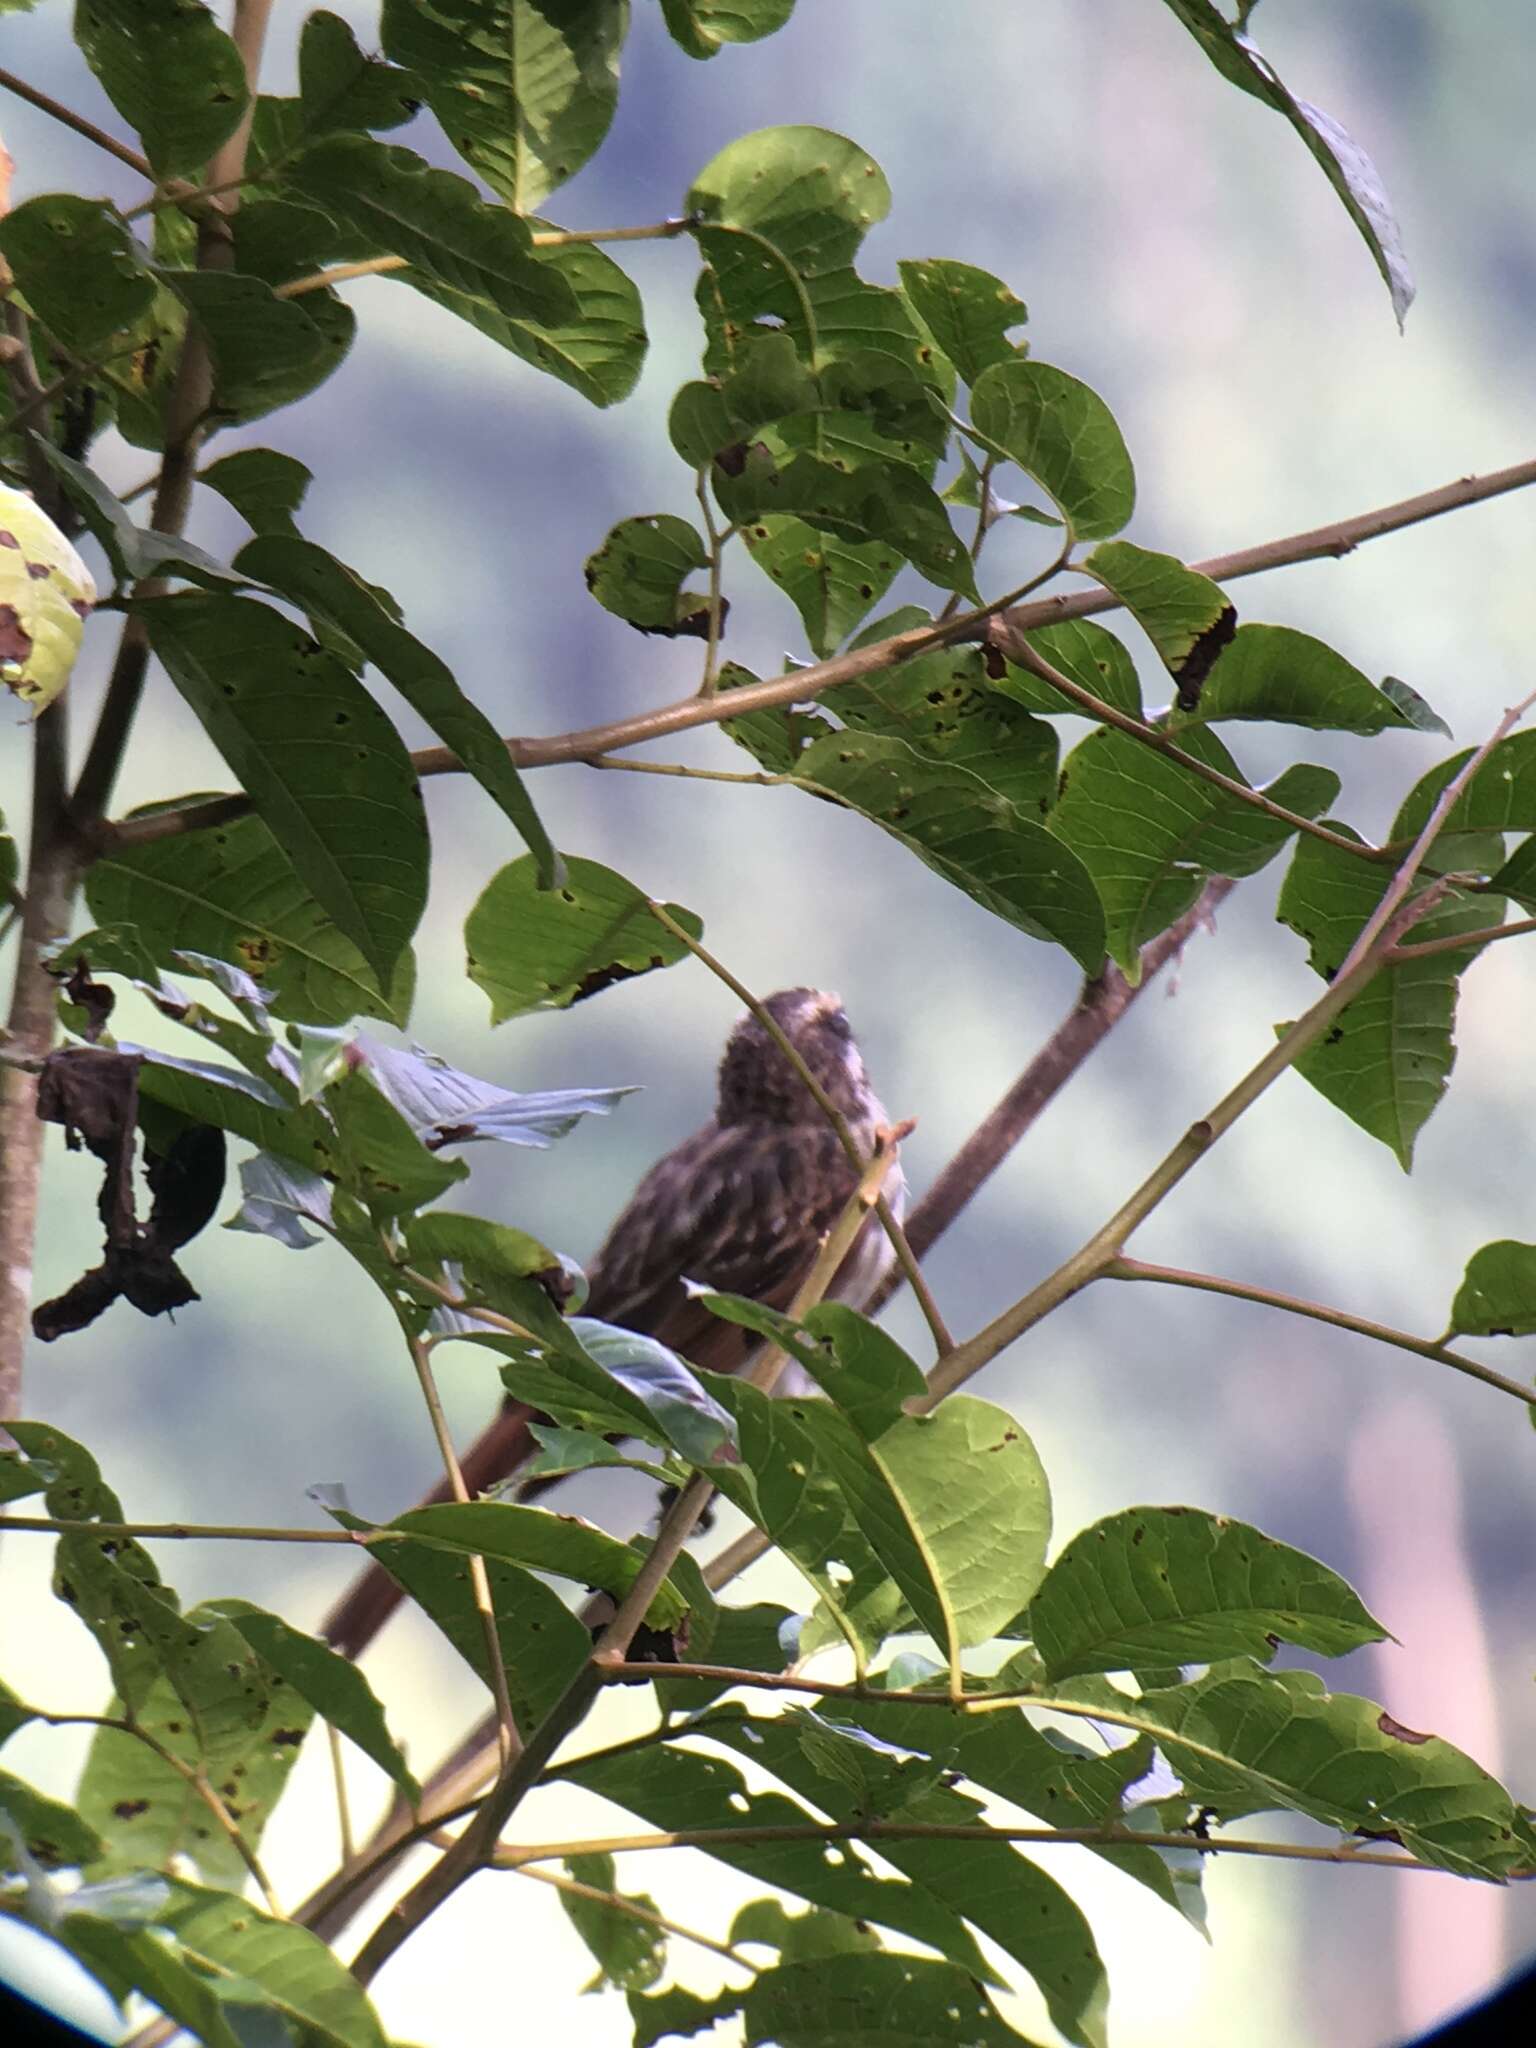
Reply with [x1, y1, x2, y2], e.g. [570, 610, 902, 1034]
[864, 878, 1234, 1315]
[0, 65, 153, 177]
[71, 0, 271, 824]
[101, 454, 1536, 856]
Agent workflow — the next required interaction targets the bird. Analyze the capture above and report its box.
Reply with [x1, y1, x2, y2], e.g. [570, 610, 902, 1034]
[320, 988, 901, 1659]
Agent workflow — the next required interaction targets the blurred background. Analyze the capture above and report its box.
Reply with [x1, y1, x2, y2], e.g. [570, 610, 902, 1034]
[2, 2, 1534, 2043]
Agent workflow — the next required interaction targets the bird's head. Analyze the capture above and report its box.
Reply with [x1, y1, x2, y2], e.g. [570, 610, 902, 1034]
[715, 988, 880, 1127]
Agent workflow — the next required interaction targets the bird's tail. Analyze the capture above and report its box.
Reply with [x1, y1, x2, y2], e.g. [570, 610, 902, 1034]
[318, 1400, 538, 1661]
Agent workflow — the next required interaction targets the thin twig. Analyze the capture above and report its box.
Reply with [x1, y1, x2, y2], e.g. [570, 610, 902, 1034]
[499, 1819, 1424, 1875]
[100, 455, 1536, 857]
[509, 1860, 753, 1971]
[1390, 912, 1536, 964]
[0, 65, 153, 176]
[402, 1327, 521, 1770]
[1331, 685, 1536, 983]
[1108, 1257, 1536, 1408]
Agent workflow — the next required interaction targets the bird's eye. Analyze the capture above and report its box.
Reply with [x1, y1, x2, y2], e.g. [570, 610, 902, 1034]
[824, 1007, 853, 1041]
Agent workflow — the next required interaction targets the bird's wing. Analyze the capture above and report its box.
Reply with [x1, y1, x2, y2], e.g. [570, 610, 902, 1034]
[583, 1119, 864, 1372]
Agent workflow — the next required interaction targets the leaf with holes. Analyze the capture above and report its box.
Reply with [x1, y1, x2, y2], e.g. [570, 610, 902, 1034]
[970, 359, 1135, 538]
[584, 515, 711, 633]
[1051, 724, 1339, 971]
[140, 594, 426, 992]
[1449, 1240, 1536, 1338]
[898, 257, 1028, 384]
[1027, 1507, 1386, 1679]
[794, 731, 1106, 969]
[0, 196, 156, 354]
[1278, 827, 1501, 1167]
[466, 853, 701, 1021]
[76, 0, 247, 176]
[381, 0, 625, 210]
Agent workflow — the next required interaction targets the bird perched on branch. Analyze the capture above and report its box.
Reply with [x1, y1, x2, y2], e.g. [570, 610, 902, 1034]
[321, 988, 901, 1659]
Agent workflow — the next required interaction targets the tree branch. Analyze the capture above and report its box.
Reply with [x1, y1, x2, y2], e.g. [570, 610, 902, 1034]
[0, 65, 153, 177]
[101, 454, 1536, 855]
[1106, 1256, 1536, 1409]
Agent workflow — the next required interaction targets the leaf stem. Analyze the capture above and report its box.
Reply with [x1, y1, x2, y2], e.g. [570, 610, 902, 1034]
[401, 1324, 521, 1769]
[1389, 912, 1536, 964]
[1004, 636, 1385, 862]
[500, 1819, 1421, 1874]
[1106, 1256, 1536, 1409]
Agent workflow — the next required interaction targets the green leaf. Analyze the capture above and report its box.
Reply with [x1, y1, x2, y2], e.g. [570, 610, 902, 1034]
[236, 534, 560, 886]
[714, 450, 977, 600]
[1449, 1241, 1536, 1338]
[969, 359, 1135, 538]
[998, 619, 1143, 718]
[0, 196, 156, 353]
[4, 1423, 185, 1715]
[31, 444, 246, 591]
[230, 194, 345, 287]
[824, 645, 1058, 817]
[689, 125, 892, 285]
[0, 1771, 104, 1872]
[75, 0, 247, 177]
[199, 448, 313, 537]
[166, 270, 355, 422]
[297, 8, 423, 133]
[716, 660, 834, 772]
[898, 257, 1027, 385]
[833, 1694, 1202, 1931]
[465, 853, 700, 1021]
[740, 1955, 1045, 2046]
[1393, 728, 1536, 842]
[697, 1295, 925, 1440]
[811, 1398, 1052, 1661]
[583, 514, 710, 631]
[380, 0, 625, 210]
[728, 1900, 882, 1963]
[559, 1851, 665, 1991]
[1124, 1663, 1529, 1877]
[357, 1033, 630, 1150]
[567, 1320, 739, 1465]
[202, 1599, 420, 1804]
[1158, 0, 1414, 326]
[75, 1641, 309, 1888]
[388, 1502, 689, 1628]
[565, 1742, 996, 1981]
[1051, 725, 1340, 972]
[702, 1710, 1106, 2048]
[1083, 540, 1234, 704]
[425, 219, 646, 407]
[332, 1518, 591, 1724]
[793, 730, 1107, 969]
[86, 809, 414, 1027]
[743, 518, 901, 656]
[1278, 828, 1498, 1168]
[1028, 1507, 1387, 1679]
[1178, 623, 1434, 734]
[1379, 674, 1453, 738]
[284, 135, 578, 330]
[141, 594, 427, 991]
[658, 0, 796, 59]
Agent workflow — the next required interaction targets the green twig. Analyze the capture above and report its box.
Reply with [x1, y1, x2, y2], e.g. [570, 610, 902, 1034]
[1106, 1256, 1536, 1409]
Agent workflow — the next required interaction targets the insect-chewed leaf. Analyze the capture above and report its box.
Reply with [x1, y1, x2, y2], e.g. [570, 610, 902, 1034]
[0, 195, 156, 354]
[76, 0, 247, 176]
[1083, 540, 1234, 705]
[1448, 1240, 1536, 1338]
[795, 730, 1106, 969]
[1027, 1506, 1387, 1679]
[381, 0, 623, 210]
[1120, 1663, 1533, 1878]
[0, 482, 96, 714]
[1051, 724, 1339, 971]
[584, 514, 710, 632]
[898, 257, 1028, 385]
[969, 358, 1135, 538]
[140, 593, 427, 993]
[466, 853, 701, 1021]
[1178, 622, 1439, 734]
[1278, 826, 1501, 1167]
[87, 810, 415, 1028]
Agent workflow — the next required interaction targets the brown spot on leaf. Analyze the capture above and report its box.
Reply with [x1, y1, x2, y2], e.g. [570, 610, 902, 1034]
[1378, 1710, 1431, 1745]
